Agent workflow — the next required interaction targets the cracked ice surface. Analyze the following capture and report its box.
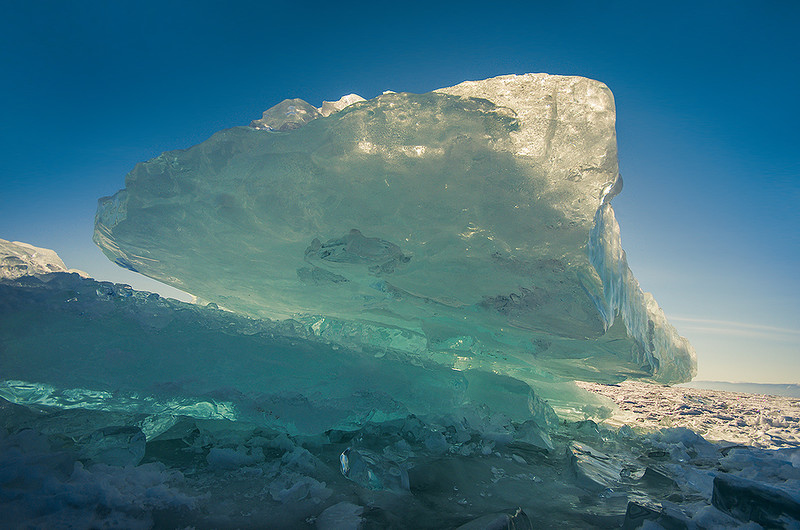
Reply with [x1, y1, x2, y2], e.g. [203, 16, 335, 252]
[94, 73, 695, 387]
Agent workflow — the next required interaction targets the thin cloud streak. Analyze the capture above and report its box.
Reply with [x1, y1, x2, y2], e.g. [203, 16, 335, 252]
[669, 317, 800, 337]
[680, 326, 800, 343]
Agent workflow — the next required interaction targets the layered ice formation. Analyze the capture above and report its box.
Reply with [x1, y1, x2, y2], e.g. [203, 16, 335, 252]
[94, 73, 696, 386]
[0, 269, 558, 438]
[3, 74, 798, 528]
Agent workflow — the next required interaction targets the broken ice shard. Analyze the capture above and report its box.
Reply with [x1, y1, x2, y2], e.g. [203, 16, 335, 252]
[94, 73, 696, 385]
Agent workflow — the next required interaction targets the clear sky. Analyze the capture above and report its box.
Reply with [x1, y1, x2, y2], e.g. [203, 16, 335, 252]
[1, 1, 797, 383]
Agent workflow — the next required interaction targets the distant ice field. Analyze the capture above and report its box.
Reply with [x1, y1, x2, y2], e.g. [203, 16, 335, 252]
[676, 380, 800, 399]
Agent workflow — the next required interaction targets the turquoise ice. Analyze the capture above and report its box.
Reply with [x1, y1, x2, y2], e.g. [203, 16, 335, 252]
[94, 74, 696, 387]
[0, 270, 553, 437]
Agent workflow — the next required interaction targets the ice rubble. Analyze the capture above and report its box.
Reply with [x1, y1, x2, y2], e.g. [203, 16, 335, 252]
[94, 73, 696, 387]
[2, 363, 799, 528]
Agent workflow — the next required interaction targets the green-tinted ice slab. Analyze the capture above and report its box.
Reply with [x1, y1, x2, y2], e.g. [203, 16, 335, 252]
[0, 272, 558, 437]
[94, 74, 695, 384]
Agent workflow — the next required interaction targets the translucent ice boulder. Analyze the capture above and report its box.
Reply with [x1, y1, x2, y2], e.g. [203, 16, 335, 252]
[94, 73, 696, 385]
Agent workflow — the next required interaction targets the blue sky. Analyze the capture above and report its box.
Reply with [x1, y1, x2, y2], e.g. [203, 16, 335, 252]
[1, 1, 797, 383]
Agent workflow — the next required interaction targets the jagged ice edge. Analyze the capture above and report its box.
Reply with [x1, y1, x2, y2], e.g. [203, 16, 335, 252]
[587, 184, 697, 383]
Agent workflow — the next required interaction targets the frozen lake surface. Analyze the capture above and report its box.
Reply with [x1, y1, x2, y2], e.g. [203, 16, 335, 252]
[578, 380, 800, 449]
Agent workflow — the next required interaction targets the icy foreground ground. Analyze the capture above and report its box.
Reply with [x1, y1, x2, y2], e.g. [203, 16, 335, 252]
[1, 256, 798, 527]
[0, 264, 797, 528]
[94, 73, 695, 385]
[1, 274, 798, 529]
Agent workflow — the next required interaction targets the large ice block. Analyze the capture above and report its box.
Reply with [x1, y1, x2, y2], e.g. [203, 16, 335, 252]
[94, 73, 696, 384]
